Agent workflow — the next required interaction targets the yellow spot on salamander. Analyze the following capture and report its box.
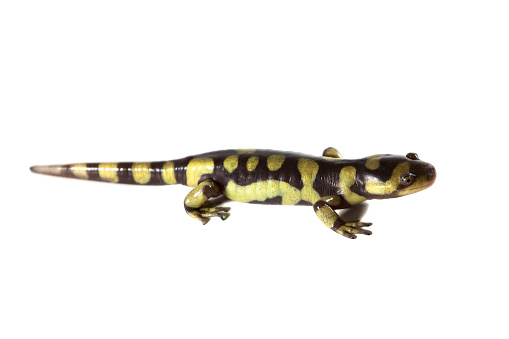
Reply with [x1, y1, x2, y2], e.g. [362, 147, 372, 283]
[365, 162, 410, 195]
[365, 154, 384, 170]
[186, 158, 214, 187]
[315, 203, 339, 228]
[184, 180, 213, 209]
[98, 163, 119, 183]
[322, 195, 342, 207]
[339, 166, 367, 205]
[132, 162, 151, 184]
[223, 155, 239, 173]
[297, 158, 321, 204]
[267, 155, 285, 171]
[236, 149, 256, 154]
[246, 156, 259, 171]
[162, 161, 177, 184]
[224, 180, 301, 205]
[70, 164, 89, 179]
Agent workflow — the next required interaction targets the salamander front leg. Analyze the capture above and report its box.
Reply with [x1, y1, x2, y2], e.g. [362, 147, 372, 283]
[313, 196, 372, 239]
[184, 179, 230, 225]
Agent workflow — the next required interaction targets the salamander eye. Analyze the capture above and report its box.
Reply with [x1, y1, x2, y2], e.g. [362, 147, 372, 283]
[406, 153, 419, 160]
[400, 173, 416, 186]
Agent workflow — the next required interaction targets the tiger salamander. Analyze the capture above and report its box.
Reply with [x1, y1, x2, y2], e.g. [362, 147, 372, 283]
[30, 148, 436, 239]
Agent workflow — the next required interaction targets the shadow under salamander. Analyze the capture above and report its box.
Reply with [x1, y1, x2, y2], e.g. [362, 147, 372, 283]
[338, 202, 369, 222]
[211, 196, 369, 223]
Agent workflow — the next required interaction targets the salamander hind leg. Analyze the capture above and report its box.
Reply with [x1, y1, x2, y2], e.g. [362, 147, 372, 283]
[313, 196, 372, 239]
[184, 179, 231, 225]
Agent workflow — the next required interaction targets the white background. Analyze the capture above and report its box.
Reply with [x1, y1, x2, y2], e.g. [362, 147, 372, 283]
[1, 1, 508, 338]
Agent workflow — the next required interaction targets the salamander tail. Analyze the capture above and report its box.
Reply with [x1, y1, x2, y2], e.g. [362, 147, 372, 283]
[30, 161, 183, 186]
[30, 165, 64, 176]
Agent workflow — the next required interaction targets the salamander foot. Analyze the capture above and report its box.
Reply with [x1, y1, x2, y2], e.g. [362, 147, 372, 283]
[332, 220, 372, 239]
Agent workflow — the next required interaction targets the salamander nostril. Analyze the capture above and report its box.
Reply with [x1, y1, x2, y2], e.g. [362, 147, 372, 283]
[425, 166, 436, 180]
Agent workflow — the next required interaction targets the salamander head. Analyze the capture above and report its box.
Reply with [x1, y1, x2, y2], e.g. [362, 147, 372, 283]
[359, 153, 436, 199]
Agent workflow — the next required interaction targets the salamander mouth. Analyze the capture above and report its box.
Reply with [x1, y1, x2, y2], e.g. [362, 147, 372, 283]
[408, 183, 430, 192]
[397, 181, 434, 196]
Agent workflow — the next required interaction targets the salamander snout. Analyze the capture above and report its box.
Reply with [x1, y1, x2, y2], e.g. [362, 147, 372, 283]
[425, 164, 436, 183]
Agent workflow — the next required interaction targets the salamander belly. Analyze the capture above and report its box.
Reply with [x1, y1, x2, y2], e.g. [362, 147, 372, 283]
[223, 179, 305, 205]
[208, 150, 327, 206]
